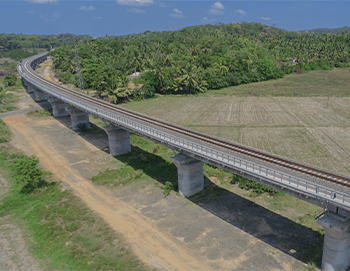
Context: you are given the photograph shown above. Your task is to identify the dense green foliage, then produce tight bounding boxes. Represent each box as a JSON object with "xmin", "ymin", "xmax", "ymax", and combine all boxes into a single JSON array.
[
  {"xmin": 3, "ymin": 74, "xmax": 17, "ymax": 86},
  {"xmin": 301, "ymin": 26, "xmax": 350, "ymax": 35},
  {"xmin": 0, "ymin": 33, "xmax": 91, "ymax": 50},
  {"xmin": 51, "ymin": 22, "xmax": 350, "ymax": 98},
  {"xmin": 0, "ymin": 48, "xmax": 36, "ymax": 61}
]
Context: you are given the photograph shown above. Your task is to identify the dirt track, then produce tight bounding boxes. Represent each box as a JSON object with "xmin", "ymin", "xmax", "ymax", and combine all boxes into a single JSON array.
[{"xmin": 4, "ymin": 115, "xmax": 211, "ymax": 270}]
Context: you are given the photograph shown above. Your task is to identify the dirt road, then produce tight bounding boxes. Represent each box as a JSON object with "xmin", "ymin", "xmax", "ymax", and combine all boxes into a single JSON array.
[{"xmin": 4, "ymin": 115, "xmax": 219, "ymax": 270}]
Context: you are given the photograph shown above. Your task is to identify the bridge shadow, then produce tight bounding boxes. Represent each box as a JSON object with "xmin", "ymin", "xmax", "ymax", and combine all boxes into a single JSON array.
[
  {"xmin": 31, "ymin": 99, "xmax": 111, "ymax": 153},
  {"xmin": 114, "ymin": 145, "xmax": 324, "ymax": 267},
  {"xmin": 34, "ymin": 96, "xmax": 323, "ymax": 266}
]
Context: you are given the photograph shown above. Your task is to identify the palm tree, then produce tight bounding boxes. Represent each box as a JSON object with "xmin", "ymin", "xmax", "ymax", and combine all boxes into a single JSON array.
[
  {"xmin": 106, "ymin": 75, "xmax": 131, "ymax": 104},
  {"xmin": 213, "ymin": 61, "xmax": 229, "ymax": 76},
  {"xmin": 175, "ymin": 64, "xmax": 207, "ymax": 94}
]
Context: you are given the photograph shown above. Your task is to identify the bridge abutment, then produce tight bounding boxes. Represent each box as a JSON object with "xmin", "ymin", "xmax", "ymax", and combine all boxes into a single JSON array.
[
  {"xmin": 170, "ymin": 154, "xmax": 204, "ymax": 197},
  {"xmin": 48, "ymin": 97, "xmax": 69, "ymax": 117},
  {"xmin": 66, "ymin": 106, "xmax": 90, "ymax": 129},
  {"xmin": 317, "ymin": 212, "xmax": 350, "ymax": 271},
  {"xmin": 33, "ymin": 87, "xmax": 48, "ymax": 101},
  {"xmin": 102, "ymin": 124, "xmax": 131, "ymax": 156}
]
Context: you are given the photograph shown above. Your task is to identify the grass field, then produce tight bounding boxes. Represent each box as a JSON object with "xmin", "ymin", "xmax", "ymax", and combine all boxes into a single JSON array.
[
  {"xmin": 122, "ymin": 72, "xmax": 350, "ymax": 176},
  {"xmin": 205, "ymin": 68, "xmax": 350, "ymax": 96}
]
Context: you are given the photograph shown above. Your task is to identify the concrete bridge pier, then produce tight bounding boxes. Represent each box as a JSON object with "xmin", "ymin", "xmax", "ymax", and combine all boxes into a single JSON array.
[
  {"xmin": 170, "ymin": 154, "xmax": 204, "ymax": 197},
  {"xmin": 102, "ymin": 124, "xmax": 131, "ymax": 156},
  {"xmin": 32, "ymin": 87, "xmax": 48, "ymax": 101},
  {"xmin": 26, "ymin": 84, "xmax": 35, "ymax": 93},
  {"xmin": 48, "ymin": 97, "xmax": 69, "ymax": 117},
  {"xmin": 66, "ymin": 106, "xmax": 90, "ymax": 129},
  {"xmin": 317, "ymin": 212, "xmax": 350, "ymax": 271}
]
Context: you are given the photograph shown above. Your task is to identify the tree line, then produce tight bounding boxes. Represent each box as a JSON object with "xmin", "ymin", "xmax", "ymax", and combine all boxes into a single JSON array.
[{"xmin": 50, "ymin": 22, "xmax": 350, "ymax": 103}]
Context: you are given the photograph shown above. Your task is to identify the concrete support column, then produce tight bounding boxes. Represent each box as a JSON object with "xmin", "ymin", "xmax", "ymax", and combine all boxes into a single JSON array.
[
  {"xmin": 170, "ymin": 154, "xmax": 204, "ymax": 197},
  {"xmin": 65, "ymin": 106, "xmax": 90, "ymax": 129},
  {"xmin": 102, "ymin": 124, "xmax": 131, "ymax": 156},
  {"xmin": 48, "ymin": 97, "xmax": 68, "ymax": 117},
  {"xmin": 317, "ymin": 212, "xmax": 350, "ymax": 271},
  {"xmin": 27, "ymin": 84, "xmax": 35, "ymax": 93},
  {"xmin": 32, "ymin": 87, "xmax": 48, "ymax": 101}
]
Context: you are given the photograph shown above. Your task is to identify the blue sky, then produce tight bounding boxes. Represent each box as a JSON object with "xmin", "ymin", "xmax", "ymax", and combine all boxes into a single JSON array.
[{"xmin": 2, "ymin": 0, "xmax": 350, "ymax": 37}]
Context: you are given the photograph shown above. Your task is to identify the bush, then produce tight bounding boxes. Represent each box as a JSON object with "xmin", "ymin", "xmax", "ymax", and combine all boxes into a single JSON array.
[
  {"xmin": 3, "ymin": 75, "xmax": 17, "ymax": 86},
  {"xmin": 0, "ymin": 152, "xmax": 51, "ymax": 192},
  {"xmin": 230, "ymin": 174, "xmax": 283, "ymax": 196},
  {"xmin": 132, "ymin": 85, "xmax": 155, "ymax": 101},
  {"xmin": 138, "ymin": 71, "xmax": 159, "ymax": 93}
]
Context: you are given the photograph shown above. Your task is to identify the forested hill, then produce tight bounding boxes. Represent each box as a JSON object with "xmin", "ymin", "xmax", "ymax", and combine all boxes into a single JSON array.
[
  {"xmin": 300, "ymin": 26, "xmax": 350, "ymax": 35},
  {"xmin": 50, "ymin": 22, "xmax": 350, "ymax": 102},
  {"xmin": 0, "ymin": 33, "xmax": 91, "ymax": 50}
]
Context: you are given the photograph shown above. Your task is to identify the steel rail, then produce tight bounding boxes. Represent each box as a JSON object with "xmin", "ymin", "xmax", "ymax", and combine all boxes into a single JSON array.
[{"xmin": 18, "ymin": 52, "xmax": 350, "ymax": 211}]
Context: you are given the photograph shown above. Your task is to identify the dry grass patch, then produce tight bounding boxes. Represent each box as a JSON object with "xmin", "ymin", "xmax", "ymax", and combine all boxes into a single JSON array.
[{"xmin": 207, "ymin": 68, "xmax": 350, "ymax": 96}]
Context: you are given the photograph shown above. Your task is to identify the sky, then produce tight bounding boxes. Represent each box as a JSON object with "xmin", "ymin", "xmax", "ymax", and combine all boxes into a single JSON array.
[{"xmin": 1, "ymin": 0, "xmax": 350, "ymax": 37}]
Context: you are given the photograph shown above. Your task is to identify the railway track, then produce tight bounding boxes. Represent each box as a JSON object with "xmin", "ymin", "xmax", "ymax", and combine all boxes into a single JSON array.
[{"xmin": 22, "ymin": 53, "xmax": 350, "ymax": 191}]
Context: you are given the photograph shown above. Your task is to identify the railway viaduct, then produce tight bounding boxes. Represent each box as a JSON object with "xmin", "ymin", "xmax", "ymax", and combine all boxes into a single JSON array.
[{"xmin": 19, "ymin": 52, "xmax": 350, "ymax": 271}]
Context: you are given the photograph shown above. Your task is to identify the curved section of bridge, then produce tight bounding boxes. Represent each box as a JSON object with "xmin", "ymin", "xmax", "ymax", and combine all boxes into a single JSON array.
[{"xmin": 18, "ymin": 52, "xmax": 350, "ymax": 271}]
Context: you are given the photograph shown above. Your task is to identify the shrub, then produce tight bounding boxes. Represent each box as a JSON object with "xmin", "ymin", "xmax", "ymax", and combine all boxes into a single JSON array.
[
  {"xmin": 3, "ymin": 75, "xmax": 17, "ymax": 86},
  {"xmin": 230, "ymin": 174, "xmax": 283, "ymax": 196}
]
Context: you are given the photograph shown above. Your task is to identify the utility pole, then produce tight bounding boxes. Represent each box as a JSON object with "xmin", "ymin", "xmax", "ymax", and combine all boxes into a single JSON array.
[
  {"xmin": 75, "ymin": 46, "xmax": 85, "ymax": 94},
  {"xmin": 327, "ymin": 89, "xmax": 330, "ymax": 108},
  {"xmin": 218, "ymin": 106, "xmax": 220, "ymax": 135}
]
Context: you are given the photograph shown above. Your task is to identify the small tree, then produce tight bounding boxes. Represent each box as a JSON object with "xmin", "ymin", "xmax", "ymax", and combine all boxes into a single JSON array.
[{"xmin": 3, "ymin": 75, "xmax": 17, "ymax": 86}]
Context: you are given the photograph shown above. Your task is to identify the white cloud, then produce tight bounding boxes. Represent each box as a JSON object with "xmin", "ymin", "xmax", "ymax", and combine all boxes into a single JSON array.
[
  {"xmin": 93, "ymin": 16, "xmax": 102, "ymax": 20},
  {"xmin": 79, "ymin": 5, "xmax": 95, "ymax": 11},
  {"xmin": 25, "ymin": 0, "xmax": 58, "ymax": 3},
  {"xmin": 127, "ymin": 8, "xmax": 146, "ymax": 13},
  {"xmin": 116, "ymin": 0, "xmax": 153, "ymax": 6},
  {"xmin": 235, "ymin": 9, "xmax": 246, "ymax": 15},
  {"xmin": 212, "ymin": 2, "xmax": 224, "ymax": 10},
  {"xmin": 259, "ymin": 17, "xmax": 270, "ymax": 21},
  {"xmin": 208, "ymin": 2, "xmax": 224, "ymax": 15},
  {"xmin": 157, "ymin": 2, "xmax": 166, "ymax": 7},
  {"xmin": 28, "ymin": 10, "xmax": 34, "ymax": 13},
  {"xmin": 169, "ymin": 8, "xmax": 185, "ymax": 18},
  {"xmin": 40, "ymin": 12, "xmax": 61, "ymax": 22},
  {"xmin": 201, "ymin": 17, "xmax": 216, "ymax": 23}
]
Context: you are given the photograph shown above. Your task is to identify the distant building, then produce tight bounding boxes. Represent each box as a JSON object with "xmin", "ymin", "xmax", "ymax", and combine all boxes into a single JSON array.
[{"xmin": 127, "ymin": 72, "xmax": 141, "ymax": 81}]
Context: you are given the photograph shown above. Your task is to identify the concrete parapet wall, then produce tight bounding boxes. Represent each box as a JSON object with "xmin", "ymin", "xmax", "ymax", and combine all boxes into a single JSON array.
[
  {"xmin": 170, "ymin": 154, "xmax": 204, "ymax": 197},
  {"xmin": 102, "ymin": 124, "xmax": 131, "ymax": 156}
]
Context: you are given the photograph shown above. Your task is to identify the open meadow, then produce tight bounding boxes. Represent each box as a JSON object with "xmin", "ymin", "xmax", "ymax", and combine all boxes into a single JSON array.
[
  {"xmin": 123, "ymin": 70, "xmax": 350, "ymax": 177},
  {"xmin": 206, "ymin": 67, "xmax": 350, "ymax": 96}
]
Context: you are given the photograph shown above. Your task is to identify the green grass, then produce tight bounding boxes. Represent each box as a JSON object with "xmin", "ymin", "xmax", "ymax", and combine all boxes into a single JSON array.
[
  {"xmin": 204, "ymin": 68, "xmax": 350, "ymax": 96},
  {"xmin": 0, "ymin": 92, "xmax": 18, "ymax": 113},
  {"xmin": 92, "ymin": 134, "xmax": 179, "ymax": 193},
  {"xmin": 0, "ymin": 119, "xmax": 12, "ymax": 143},
  {"xmin": 26, "ymin": 108, "xmax": 53, "ymax": 118},
  {"xmin": 0, "ymin": 154, "xmax": 147, "ymax": 271}
]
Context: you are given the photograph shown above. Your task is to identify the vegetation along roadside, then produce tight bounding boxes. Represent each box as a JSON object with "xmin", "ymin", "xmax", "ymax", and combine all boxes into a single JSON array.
[{"xmin": 0, "ymin": 120, "xmax": 148, "ymax": 270}]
